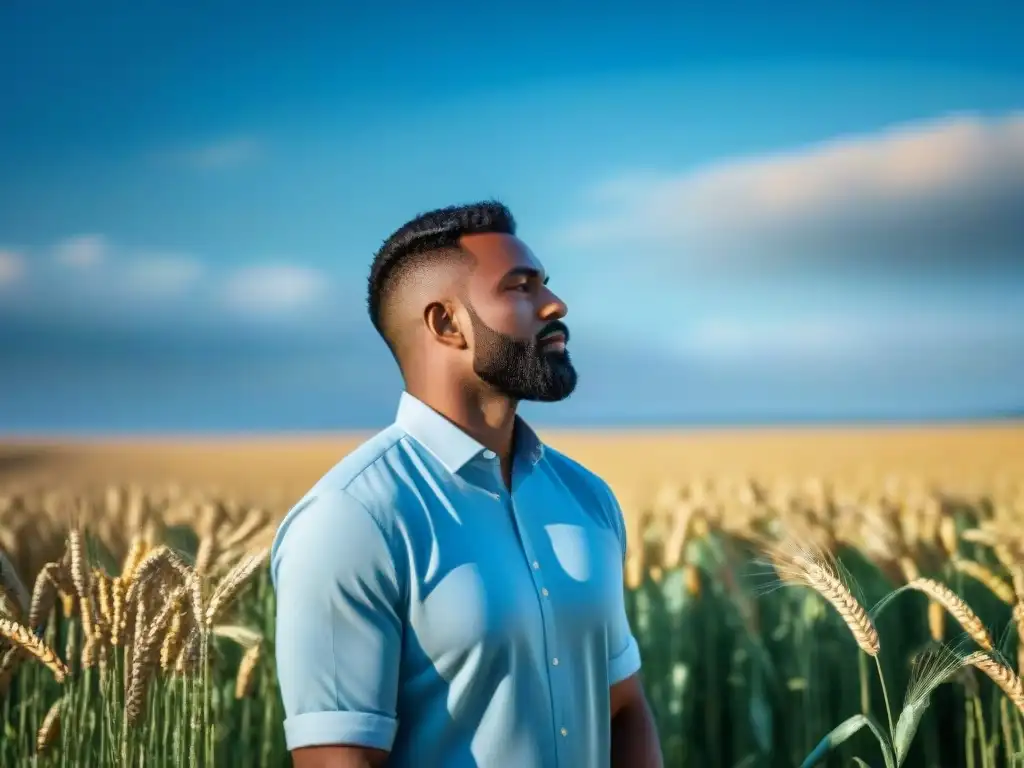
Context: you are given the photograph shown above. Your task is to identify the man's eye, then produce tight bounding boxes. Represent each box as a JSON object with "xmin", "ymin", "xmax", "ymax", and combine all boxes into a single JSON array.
[{"xmin": 511, "ymin": 282, "xmax": 531, "ymax": 292}]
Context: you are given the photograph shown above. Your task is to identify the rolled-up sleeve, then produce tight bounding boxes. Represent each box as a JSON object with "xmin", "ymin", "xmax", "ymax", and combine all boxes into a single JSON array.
[
  {"xmin": 602, "ymin": 482, "xmax": 643, "ymax": 685},
  {"xmin": 270, "ymin": 488, "xmax": 404, "ymax": 752}
]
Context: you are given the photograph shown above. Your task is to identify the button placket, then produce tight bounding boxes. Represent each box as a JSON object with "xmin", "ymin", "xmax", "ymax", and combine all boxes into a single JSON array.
[{"xmin": 505, "ymin": 482, "xmax": 565, "ymax": 763}]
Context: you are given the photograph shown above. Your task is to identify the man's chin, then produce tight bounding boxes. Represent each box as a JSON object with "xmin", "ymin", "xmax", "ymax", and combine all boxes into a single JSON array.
[{"xmin": 528, "ymin": 366, "xmax": 578, "ymax": 403}]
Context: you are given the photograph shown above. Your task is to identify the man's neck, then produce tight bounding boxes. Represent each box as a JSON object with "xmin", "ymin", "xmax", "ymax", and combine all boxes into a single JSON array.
[{"xmin": 406, "ymin": 381, "xmax": 518, "ymax": 464}]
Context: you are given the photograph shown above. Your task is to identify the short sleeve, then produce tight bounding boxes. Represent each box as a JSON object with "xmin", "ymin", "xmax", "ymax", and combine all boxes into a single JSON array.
[
  {"xmin": 270, "ymin": 488, "xmax": 404, "ymax": 751},
  {"xmin": 600, "ymin": 481, "xmax": 642, "ymax": 685}
]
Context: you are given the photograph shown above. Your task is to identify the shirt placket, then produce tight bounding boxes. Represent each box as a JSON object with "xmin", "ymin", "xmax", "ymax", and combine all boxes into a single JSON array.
[{"xmin": 485, "ymin": 454, "xmax": 567, "ymax": 767}]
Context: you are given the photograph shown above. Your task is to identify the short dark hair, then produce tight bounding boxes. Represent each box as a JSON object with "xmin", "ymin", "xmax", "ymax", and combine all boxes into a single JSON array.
[{"xmin": 367, "ymin": 200, "xmax": 517, "ymax": 348}]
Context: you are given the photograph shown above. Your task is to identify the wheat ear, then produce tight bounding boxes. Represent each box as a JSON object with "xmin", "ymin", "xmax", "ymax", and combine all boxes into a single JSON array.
[
  {"xmin": 125, "ymin": 586, "xmax": 185, "ymax": 723},
  {"xmin": 0, "ymin": 617, "xmax": 69, "ymax": 682},
  {"xmin": 964, "ymin": 651, "xmax": 1024, "ymax": 716},
  {"xmin": 205, "ymin": 549, "xmax": 268, "ymax": 626},
  {"xmin": 235, "ymin": 643, "xmax": 261, "ymax": 699},
  {"xmin": 951, "ymin": 559, "xmax": 1016, "ymax": 604},
  {"xmin": 774, "ymin": 546, "xmax": 880, "ymax": 656},
  {"xmin": 906, "ymin": 578, "xmax": 993, "ymax": 651},
  {"xmin": 28, "ymin": 563, "xmax": 62, "ymax": 630},
  {"xmin": 36, "ymin": 697, "xmax": 63, "ymax": 754},
  {"xmin": 121, "ymin": 537, "xmax": 148, "ymax": 584}
]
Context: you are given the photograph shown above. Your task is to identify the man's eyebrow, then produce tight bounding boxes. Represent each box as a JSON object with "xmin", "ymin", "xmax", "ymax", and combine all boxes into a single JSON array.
[{"xmin": 502, "ymin": 266, "xmax": 549, "ymax": 284}]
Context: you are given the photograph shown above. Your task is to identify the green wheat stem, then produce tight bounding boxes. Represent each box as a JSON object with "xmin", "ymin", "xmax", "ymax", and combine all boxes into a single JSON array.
[
  {"xmin": 874, "ymin": 655, "xmax": 895, "ymax": 742},
  {"xmin": 858, "ymin": 651, "xmax": 870, "ymax": 716},
  {"xmin": 974, "ymin": 693, "xmax": 991, "ymax": 768},
  {"xmin": 967, "ymin": 696, "xmax": 977, "ymax": 768}
]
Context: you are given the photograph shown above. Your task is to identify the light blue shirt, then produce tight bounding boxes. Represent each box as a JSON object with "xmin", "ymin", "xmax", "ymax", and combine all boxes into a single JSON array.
[{"xmin": 270, "ymin": 391, "xmax": 642, "ymax": 767}]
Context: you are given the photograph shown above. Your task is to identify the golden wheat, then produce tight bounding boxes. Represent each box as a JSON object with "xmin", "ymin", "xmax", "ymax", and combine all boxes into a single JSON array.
[
  {"xmin": 0, "ymin": 617, "xmax": 68, "ymax": 682},
  {"xmin": 235, "ymin": 643, "xmax": 261, "ymax": 699},
  {"xmin": 964, "ymin": 651, "xmax": 1024, "ymax": 716},
  {"xmin": 906, "ymin": 578, "xmax": 994, "ymax": 651},
  {"xmin": 951, "ymin": 558, "xmax": 1016, "ymax": 604},
  {"xmin": 125, "ymin": 584, "xmax": 187, "ymax": 724},
  {"xmin": 772, "ymin": 544, "xmax": 881, "ymax": 656},
  {"xmin": 36, "ymin": 697, "xmax": 63, "ymax": 754},
  {"xmin": 205, "ymin": 549, "xmax": 268, "ymax": 626},
  {"xmin": 28, "ymin": 562, "xmax": 61, "ymax": 630}
]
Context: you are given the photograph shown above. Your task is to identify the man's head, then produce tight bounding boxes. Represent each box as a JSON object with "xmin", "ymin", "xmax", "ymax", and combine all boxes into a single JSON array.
[{"xmin": 367, "ymin": 201, "xmax": 577, "ymax": 402}]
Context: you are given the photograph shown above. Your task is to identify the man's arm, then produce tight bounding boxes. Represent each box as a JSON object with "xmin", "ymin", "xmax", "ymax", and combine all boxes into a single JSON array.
[
  {"xmin": 610, "ymin": 674, "xmax": 662, "ymax": 768},
  {"xmin": 271, "ymin": 488, "xmax": 404, "ymax": 768},
  {"xmin": 290, "ymin": 745, "xmax": 388, "ymax": 768}
]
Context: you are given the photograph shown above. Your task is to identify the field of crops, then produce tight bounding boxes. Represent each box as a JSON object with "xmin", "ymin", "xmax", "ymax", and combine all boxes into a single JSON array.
[{"xmin": 1, "ymin": 427, "xmax": 1023, "ymax": 767}]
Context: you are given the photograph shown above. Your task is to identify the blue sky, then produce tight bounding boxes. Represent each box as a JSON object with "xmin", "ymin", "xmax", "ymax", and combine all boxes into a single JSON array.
[{"xmin": 1, "ymin": 2, "xmax": 1022, "ymax": 433}]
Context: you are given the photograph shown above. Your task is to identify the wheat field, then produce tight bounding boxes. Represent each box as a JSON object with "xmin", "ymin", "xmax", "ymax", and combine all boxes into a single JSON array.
[{"xmin": 1, "ymin": 423, "xmax": 1023, "ymax": 767}]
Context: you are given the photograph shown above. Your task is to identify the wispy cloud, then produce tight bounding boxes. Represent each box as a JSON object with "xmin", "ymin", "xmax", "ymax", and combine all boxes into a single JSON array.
[
  {"xmin": 168, "ymin": 137, "xmax": 264, "ymax": 170},
  {"xmin": 557, "ymin": 112, "xmax": 1024, "ymax": 278},
  {"xmin": 6, "ymin": 230, "xmax": 334, "ymax": 326},
  {"xmin": 220, "ymin": 264, "xmax": 328, "ymax": 316},
  {"xmin": 54, "ymin": 234, "xmax": 107, "ymax": 269},
  {"xmin": 121, "ymin": 255, "xmax": 205, "ymax": 297},
  {"xmin": 0, "ymin": 249, "xmax": 25, "ymax": 287}
]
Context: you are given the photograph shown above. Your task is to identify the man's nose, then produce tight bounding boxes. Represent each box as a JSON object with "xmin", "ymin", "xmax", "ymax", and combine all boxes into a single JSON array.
[{"xmin": 538, "ymin": 288, "xmax": 568, "ymax": 321}]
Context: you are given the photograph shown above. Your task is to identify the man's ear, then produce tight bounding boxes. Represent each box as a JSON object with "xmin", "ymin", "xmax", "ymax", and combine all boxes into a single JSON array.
[{"xmin": 424, "ymin": 301, "xmax": 467, "ymax": 350}]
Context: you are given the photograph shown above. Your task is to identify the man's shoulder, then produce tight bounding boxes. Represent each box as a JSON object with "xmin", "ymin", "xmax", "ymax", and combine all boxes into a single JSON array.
[
  {"xmin": 310, "ymin": 424, "xmax": 408, "ymax": 498},
  {"xmin": 539, "ymin": 443, "xmax": 625, "ymax": 539},
  {"xmin": 540, "ymin": 443, "xmax": 615, "ymax": 500},
  {"xmin": 271, "ymin": 425, "xmax": 410, "ymax": 550}
]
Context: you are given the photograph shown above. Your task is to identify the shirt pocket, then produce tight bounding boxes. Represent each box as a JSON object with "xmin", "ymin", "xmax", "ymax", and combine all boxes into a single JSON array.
[{"xmin": 543, "ymin": 523, "xmax": 623, "ymax": 626}]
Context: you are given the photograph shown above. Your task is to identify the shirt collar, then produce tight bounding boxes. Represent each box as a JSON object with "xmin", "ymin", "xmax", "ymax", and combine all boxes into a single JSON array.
[{"xmin": 395, "ymin": 391, "xmax": 545, "ymax": 474}]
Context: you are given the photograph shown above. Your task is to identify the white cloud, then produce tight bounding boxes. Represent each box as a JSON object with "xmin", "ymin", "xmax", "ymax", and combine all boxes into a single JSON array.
[
  {"xmin": 221, "ymin": 264, "xmax": 327, "ymax": 315},
  {"xmin": 557, "ymin": 112, "xmax": 1024, "ymax": 276},
  {"xmin": 54, "ymin": 234, "xmax": 107, "ymax": 269},
  {"xmin": 122, "ymin": 255, "xmax": 204, "ymax": 296},
  {"xmin": 171, "ymin": 137, "xmax": 263, "ymax": 170},
  {"xmin": 0, "ymin": 249, "xmax": 25, "ymax": 287}
]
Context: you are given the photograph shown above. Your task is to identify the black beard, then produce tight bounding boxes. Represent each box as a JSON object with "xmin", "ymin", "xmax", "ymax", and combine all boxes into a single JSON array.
[{"xmin": 464, "ymin": 302, "xmax": 577, "ymax": 402}]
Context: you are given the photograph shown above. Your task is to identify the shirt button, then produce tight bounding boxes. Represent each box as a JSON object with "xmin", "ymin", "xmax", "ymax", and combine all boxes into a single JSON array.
[
  {"xmin": 532, "ymin": 561, "xmax": 540, "ymax": 570},
  {"xmin": 561, "ymin": 728, "xmax": 568, "ymax": 737},
  {"xmin": 552, "ymin": 657, "xmax": 559, "ymax": 666},
  {"xmin": 541, "ymin": 587, "xmax": 549, "ymax": 597},
  {"xmin": 482, "ymin": 449, "xmax": 496, "ymax": 460}
]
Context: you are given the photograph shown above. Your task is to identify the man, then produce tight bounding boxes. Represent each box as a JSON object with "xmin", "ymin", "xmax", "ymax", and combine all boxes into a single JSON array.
[{"xmin": 271, "ymin": 201, "xmax": 662, "ymax": 767}]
